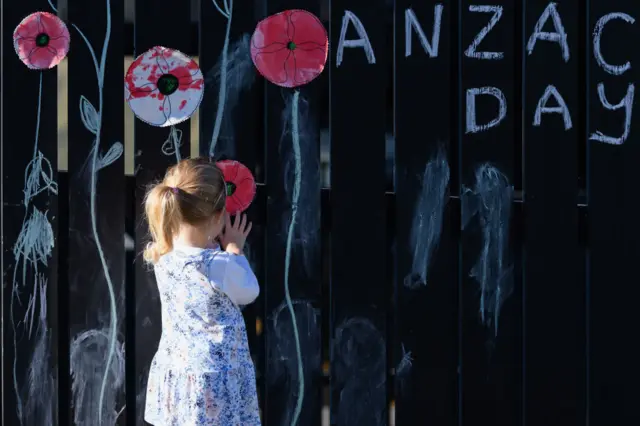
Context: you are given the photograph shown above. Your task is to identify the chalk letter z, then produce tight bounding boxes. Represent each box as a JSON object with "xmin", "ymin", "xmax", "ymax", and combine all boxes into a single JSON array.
[{"xmin": 465, "ymin": 5, "xmax": 504, "ymax": 60}]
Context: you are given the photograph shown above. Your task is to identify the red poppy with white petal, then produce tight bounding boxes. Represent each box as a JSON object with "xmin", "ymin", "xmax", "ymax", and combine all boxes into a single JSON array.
[
  {"xmin": 124, "ymin": 46, "xmax": 204, "ymax": 127},
  {"xmin": 251, "ymin": 10, "xmax": 328, "ymax": 88},
  {"xmin": 13, "ymin": 11, "xmax": 70, "ymax": 70},
  {"xmin": 217, "ymin": 160, "xmax": 256, "ymax": 215}
]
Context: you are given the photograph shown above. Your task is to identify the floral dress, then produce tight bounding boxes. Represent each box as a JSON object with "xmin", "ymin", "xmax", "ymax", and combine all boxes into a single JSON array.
[{"xmin": 144, "ymin": 244, "xmax": 261, "ymax": 426}]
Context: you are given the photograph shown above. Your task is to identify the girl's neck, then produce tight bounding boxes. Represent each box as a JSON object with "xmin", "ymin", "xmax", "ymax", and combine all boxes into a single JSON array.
[{"xmin": 173, "ymin": 224, "xmax": 217, "ymax": 249}]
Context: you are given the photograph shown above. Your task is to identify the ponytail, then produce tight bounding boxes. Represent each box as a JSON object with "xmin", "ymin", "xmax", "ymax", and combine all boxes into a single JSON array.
[{"xmin": 143, "ymin": 184, "xmax": 182, "ymax": 263}]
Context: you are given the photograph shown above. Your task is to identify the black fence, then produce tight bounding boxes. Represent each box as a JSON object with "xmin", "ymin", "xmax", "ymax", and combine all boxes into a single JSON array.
[{"xmin": 3, "ymin": 0, "xmax": 640, "ymax": 425}]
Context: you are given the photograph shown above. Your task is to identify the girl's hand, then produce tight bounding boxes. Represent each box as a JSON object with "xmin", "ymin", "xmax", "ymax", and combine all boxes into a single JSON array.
[{"xmin": 219, "ymin": 212, "xmax": 252, "ymax": 255}]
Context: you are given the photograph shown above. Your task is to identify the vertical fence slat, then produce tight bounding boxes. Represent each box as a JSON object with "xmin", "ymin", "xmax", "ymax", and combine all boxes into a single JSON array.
[
  {"xmin": 262, "ymin": 3, "xmax": 326, "ymax": 425},
  {"xmin": 394, "ymin": 2, "xmax": 459, "ymax": 424},
  {"xmin": 459, "ymin": 1, "xmax": 523, "ymax": 425},
  {"xmin": 67, "ymin": 0, "xmax": 126, "ymax": 424},
  {"xmin": 198, "ymin": 0, "xmax": 267, "ymax": 414},
  {"xmin": 330, "ymin": 2, "xmax": 389, "ymax": 424},
  {"xmin": 523, "ymin": 1, "xmax": 586, "ymax": 425},
  {"xmin": 587, "ymin": 0, "xmax": 640, "ymax": 424},
  {"xmin": 2, "ymin": 2, "xmax": 60, "ymax": 425},
  {"xmin": 133, "ymin": 0, "xmax": 192, "ymax": 423}
]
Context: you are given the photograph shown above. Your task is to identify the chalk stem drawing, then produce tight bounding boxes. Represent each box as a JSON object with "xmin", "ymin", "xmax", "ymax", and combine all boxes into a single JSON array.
[
  {"xmin": 283, "ymin": 90, "xmax": 305, "ymax": 426},
  {"xmin": 209, "ymin": 0, "xmax": 234, "ymax": 156},
  {"xmin": 161, "ymin": 125, "xmax": 183, "ymax": 162},
  {"xmin": 50, "ymin": 0, "xmax": 121, "ymax": 422}
]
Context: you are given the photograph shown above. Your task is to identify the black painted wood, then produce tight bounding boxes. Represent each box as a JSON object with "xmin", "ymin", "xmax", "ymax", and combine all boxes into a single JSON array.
[
  {"xmin": 262, "ymin": 3, "xmax": 326, "ymax": 425},
  {"xmin": 2, "ymin": 2, "xmax": 60, "ymax": 426},
  {"xmin": 198, "ymin": 0, "xmax": 267, "ymax": 414},
  {"xmin": 133, "ymin": 0, "xmax": 192, "ymax": 423},
  {"xmin": 394, "ymin": 2, "xmax": 458, "ymax": 425},
  {"xmin": 523, "ymin": 1, "xmax": 586, "ymax": 425},
  {"xmin": 330, "ymin": 2, "xmax": 389, "ymax": 425},
  {"xmin": 459, "ymin": 1, "xmax": 523, "ymax": 425},
  {"xmin": 67, "ymin": 0, "xmax": 126, "ymax": 424},
  {"xmin": 587, "ymin": 1, "xmax": 640, "ymax": 424}
]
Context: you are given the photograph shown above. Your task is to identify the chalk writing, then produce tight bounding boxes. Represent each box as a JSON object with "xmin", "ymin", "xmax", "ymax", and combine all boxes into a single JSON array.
[
  {"xmin": 405, "ymin": 5, "xmax": 443, "ymax": 58},
  {"xmin": 404, "ymin": 147, "xmax": 450, "ymax": 289},
  {"xmin": 593, "ymin": 12, "xmax": 635, "ymax": 75},
  {"xmin": 589, "ymin": 83, "xmax": 635, "ymax": 145},
  {"xmin": 527, "ymin": 2, "xmax": 569, "ymax": 62},
  {"xmin": 465, "ymin": 5, "xmax": 504, "ymax": 60},
  {"xmin": 466, "ymin": 86, "xmax": 507, "ymax": 133},
  {"xmin": 533, "ymin": 85, "xmax": 573, "ymax": 130},
  {"xmin": 336, "ymin": 11, "xmax": 376, "ymax": 67}
]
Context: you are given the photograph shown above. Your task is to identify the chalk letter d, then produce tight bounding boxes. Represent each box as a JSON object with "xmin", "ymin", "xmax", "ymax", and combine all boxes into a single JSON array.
[{"xmin": 466, "ymin": 87, "xmax": 507, "ymax": 133}]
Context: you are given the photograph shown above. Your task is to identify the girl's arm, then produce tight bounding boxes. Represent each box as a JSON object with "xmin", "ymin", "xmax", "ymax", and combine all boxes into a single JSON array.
[{"xmin": 216, "ymin": 252, "xmax": 260, "ymax": 306}]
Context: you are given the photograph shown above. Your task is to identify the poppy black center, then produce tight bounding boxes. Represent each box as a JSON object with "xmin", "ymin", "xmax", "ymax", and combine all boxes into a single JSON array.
[
  {"xmin": 226, "ymin": 182, "xmax": 236, "ymax": 196},
  {"xmin": 287, "ymin": 41, "xmax": 297, "ymax": 50},
  {"xmin": 157, "ymin": 74, "xmax": 179, "ymax": 95},
  {"xmin": 35, "ymin": 33, "xmax": 50, "ymax": 47}
]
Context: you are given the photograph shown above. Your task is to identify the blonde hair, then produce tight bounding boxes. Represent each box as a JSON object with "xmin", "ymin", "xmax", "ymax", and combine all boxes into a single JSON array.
[{"xmin": 143, "ymin": 157, "xmax": 226, "ymax": 263}]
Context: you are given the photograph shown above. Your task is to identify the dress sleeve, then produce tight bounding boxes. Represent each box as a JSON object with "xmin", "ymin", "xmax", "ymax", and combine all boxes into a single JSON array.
[{"xmin": 207, "ymin": 251, "xmax": 260, "ymax": 306}]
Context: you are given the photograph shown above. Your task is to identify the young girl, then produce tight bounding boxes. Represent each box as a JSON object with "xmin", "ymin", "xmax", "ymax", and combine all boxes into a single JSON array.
[{"xmin": 142, "ymin": 158, "xmax": 261, "ymax": 426}]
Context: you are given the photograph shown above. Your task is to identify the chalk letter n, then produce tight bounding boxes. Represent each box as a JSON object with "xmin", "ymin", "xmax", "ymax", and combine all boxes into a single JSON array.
[
  {"xmin": 336, "ymin": 11, "xmax": 376, "ymax": 67},
  {"xmin": 405, "ymin": 5, "xmax": 443, "ymax": 58}
]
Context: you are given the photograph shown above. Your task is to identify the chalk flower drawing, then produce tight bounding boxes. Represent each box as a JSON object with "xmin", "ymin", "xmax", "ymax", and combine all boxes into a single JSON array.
[
  {"xmin": 251, "ymin": 10, "xmax": 328, "ymax": 426},
  {"xmin": 217, "ymin": 159, "xmax": 256, "ymax": 215},
  {"xmin": 13, "ymin": 11, "xmax": 69, "ymax": 70},
  {"xmin": 125, "ymin": 46, "xmax": 204, "ymax": 127},
  {"xmin": 251, "ymin": 10, "xmax": 328, "ymax": 88}
]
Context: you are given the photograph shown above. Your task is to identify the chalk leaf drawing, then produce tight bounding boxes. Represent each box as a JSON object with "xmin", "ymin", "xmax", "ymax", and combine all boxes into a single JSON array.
[
  {"xmin": 250, "ymin": 10, "xmax": 328, "ymax": 426},
  {"xmin": 97, "ymin": 141, "xmax": 124, "ymax": 170},
  {"xmin": 404, "ymin": 146, "xmax": 450, "ymax": 289},
  {"xmin": 80, "ymin": 95, "xmax": 100, "ymax": 134},
  {"xmin": 13, "ymin": 11, "xmax": 70, "ymax": 70},
  {"xmin": 462, "ymin": 164, "xmax": 514, "ymax": 337},
  {"xmin": 160, "ymin": 125, "xmax": 183, "ymax": 162},
  {"xmin": 217, "ymin": 159, "xmax": 257, "ymax": 215}
]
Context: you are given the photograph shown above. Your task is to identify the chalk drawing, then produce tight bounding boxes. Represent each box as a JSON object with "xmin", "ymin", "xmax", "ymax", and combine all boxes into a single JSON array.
[
  {"xmin": 267, "ymin": 300, "xmax": 321, "ymax": 425},
  {"xmin": 461, "ymin": 164, "xmax": 513, "ymax": 337},
  {"xmin": 332, "ymin": 318, "xmax": 387, "ymax": 425},
  {"xmin": 49, "ymin": 0, "xmax": 124, "ymax": 422},
  {"xmin": 405, "ymin": 5, "xmax": 443, "ymax": 58},
  {"xmin": 161, "ymin": 125, "xmax": 183, "ymax": 162},
  {"xmin": 466, "ymin": 86, "xmax": 507, "ymax": 133},
  {"xmin": 70, "ymin": 328, "xmax": 126, "ymax": 425},
  {"xmin": 593, "ymin": 12, "xmax": 635, "ymax": 75},
  {"xmin": 336, "ymin": 11, "xmax": 376, "ymax": 67},
  {"xmin": 464, "ymin": 5, "xmax": 504, "ymax": 60},
  {"xmin": 533, "ymin": 84, "xmax": 573, "ymax": 130},
  {"xmin": 526, "ymin": 2, "xmax": 570, "ymax": 62},
  {"xmin": 589, "ymin": 83, "xmax": 635, "ymax": 145},
  {"xmin": 206, "ymin": 34, "xmax": 255, "ymax": 158},
  {"xmin": 395, "ymin": 343, "xmax": 413, "ymax": 397},
  {"xmin": 404, "ymin": 147, "xmax": 450, "ymax": 289}
]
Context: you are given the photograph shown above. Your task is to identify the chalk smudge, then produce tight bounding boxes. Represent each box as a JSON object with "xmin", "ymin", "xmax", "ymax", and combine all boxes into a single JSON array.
[
  {"xmin": 267, "ymin": 300, "xmax": 321, "ymax": 425},
  {"xmin": 404, "ymin": 147, "xmax": 450, "ymax": 289},
  {"xmin": 461, "ymin": 164, "xmax": 513, "ymax": 337},
  {"xmin": 161, "ymin": 125, "xmax": 183, "ymax": 162},
  {"xmin": 70, "ymin": 328, "xmax": 126, "ymax": 425},
  {"xmin": 394, "ymin": 343, "xmax": 413, "ymax": 397},
  {"xmin": 332, "ymin": 318, "xmax": 387, "ymax": 425}
]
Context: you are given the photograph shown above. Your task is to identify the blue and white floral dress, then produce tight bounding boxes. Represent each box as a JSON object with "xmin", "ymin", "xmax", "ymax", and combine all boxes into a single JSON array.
[{"xmin": 144, "ymin": 244, "xmax": 261, "ymax": 426}]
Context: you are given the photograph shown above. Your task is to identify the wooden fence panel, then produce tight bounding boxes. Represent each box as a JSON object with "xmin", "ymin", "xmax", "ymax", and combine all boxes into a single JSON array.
[
  {"xmin": 67, "ymin": 0, "xmax": 126, "ymax": 424},
  {"xmin": 132, "ymin": 0, "xmax": 192, "ymax": 423},
  {"xmin": 198, "ymin": 0, "xmax": 267, "ymax": 414},
  {"xmin": 459, "ymin": 1, "xmax": 523, "ymax": 424},
  {"xmin": 262, "ymin": 3, "xmax": 326, "ymax": 425},
  {"xmin": 330, "ymin": 2, "xmax": 390, "ymax": 425},
  {"xmin": 587, "ymin": 1, "xmax": 640, "ymax": 424},
  {"xmin": 523, "ymin": 1, "xmax": 586, "ymax": 425},
  {"xmin": 394, "ymin": 2, "xmax": 459, "ymax": 425},
  {"xmin": 2, "ymin": 2, "xmax": 60, "ymax": 425}
]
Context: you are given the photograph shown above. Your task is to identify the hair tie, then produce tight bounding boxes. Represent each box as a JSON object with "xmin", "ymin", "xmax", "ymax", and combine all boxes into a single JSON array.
[{"xmin": 170, "ymin": 186, "xmax": 179, "ymax": 194}]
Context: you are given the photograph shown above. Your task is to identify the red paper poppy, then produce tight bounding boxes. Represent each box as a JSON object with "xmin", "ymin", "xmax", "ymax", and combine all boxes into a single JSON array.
[
  {"xmin": 216, "ymin": 160, "xmax": 256, "ymax": 215},
  {"xmin": 124, "ymin": 46, "xmax": 204, "ymax": 127},
  {"xmin": 13, "ymin": 12, "xmax": 70, "ymax": 70},
  {"xmin": 251, "ymin": 9, "xmax": 328, "ymax": 88}
]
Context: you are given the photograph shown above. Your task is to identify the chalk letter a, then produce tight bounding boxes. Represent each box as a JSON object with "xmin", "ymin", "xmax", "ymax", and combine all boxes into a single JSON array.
[
  {"xmin": 533, "ymin": 85, "xmax": 572, "ymax": 130},
  {"xmin": 590, "ymin": 83, "xmax": 635, "ymax": 145},
  {"xmin": 336, "ymin": 11, "xmax": 376, "ymax": 67},
  {"xmin": 466, "ymin": 87, "xmax": 507, "ymax": 133},
  {"xmin": 527, "ymin": 2, "xmax": 570, "ymax": 62},
  {"xmin": 405, "ymin": 5, "xmax": 443, "ymax": 58}
]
